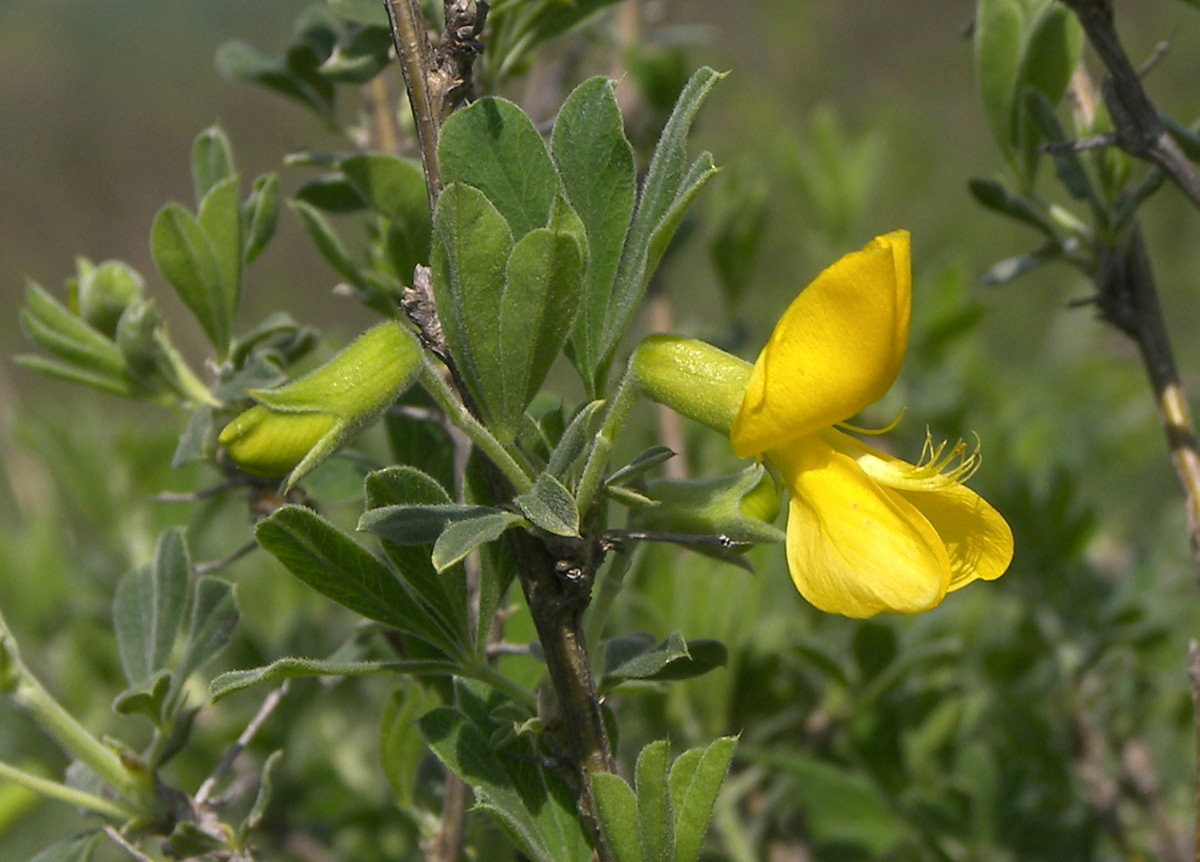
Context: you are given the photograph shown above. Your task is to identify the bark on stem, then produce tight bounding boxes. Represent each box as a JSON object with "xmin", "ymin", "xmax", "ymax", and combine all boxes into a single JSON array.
[
  {"xmin": 385, "ymin": 1, "xmax": 615, "ymax": 856},
  {"xmin": 1093, "ymin": 228, "xmax": 1200, "ymax": 567}
]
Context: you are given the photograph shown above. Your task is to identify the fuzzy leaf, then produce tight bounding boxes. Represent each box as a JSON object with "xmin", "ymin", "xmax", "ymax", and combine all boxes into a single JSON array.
[
  {"xmin": 430, "ymin": 183, "xmax": 515, "ymax": 428},
  {"xmin": 592, "ymin": 772, "xmax": 643, "ymax": 862},
  {"xmin": 211, "ymin": 656, "xmax": 458, "ymax": 701},
  {"xmin": 192, "ymin": 126, "xmax": 236, "ymax": 206},
  {"xmin": 496, "ymin": 211, "xmax": 585, "ymax": 434},
  {"xmin": 113, "ymin": 528, "xmax": 191, "ymax": 686},
  {"xmin": 552, "ymin": 77, "xmax": 637, "ymax": 390},
  {"xmin": 438, "ymin": 97, "xmax": 559, "ymax": 239},
  {"xmin": 514, "ymin": 472, "xmax": 579, "ymax": 537},
  {"xmin": 257, "ymin": 505, "xmax": 460, "ymax": 654},
  {"xmin": 432, "ymin": 512, "xmax": 526, "ymax": 572},
  {"xmin": 669, "ymin": 737, "xmax": 737, "ymax": 862},
  {"xmin": 599, "ymin": 67, "xmax": 723, "ymax": 383},
  {"xmin": 151, "ymin": 202, "xmax": 230, "ymax": 352},
  {"xmin": 178, "ymin": 576, "xmax": 240, "ymax": 682}
]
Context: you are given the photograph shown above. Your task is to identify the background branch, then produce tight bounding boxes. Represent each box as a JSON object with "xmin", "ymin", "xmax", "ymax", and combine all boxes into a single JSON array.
[{"xmin": 1058, "ymin": 0, "xmax": 1200, "ymax": 208}]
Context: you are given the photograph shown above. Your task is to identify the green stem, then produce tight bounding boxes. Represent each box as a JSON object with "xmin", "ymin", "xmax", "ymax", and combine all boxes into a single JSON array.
[
  {"xmin": 0, "ymin": 627, "xmax": 152, "ymax": 813},
  {"xmin": 466, "ymin": 662, "xmax": 538, "ymax": 712},
  {"xmin": 0, "ymin": 760, "xmax": 137, "ymax": 822},
  {"xmin": 418, "ymin": 358, "xmax": 534, "ymax": 494},
  {"xmin": 576, "ymin": 365, "xmax": 639, "ymax": 516},
  {"xmin": 156, "ymin": 332, "xmax": 219, "ymax": 407},
  {"xmin": 583, "ymin": 551, "xmax": 634, "ymax": 657}
]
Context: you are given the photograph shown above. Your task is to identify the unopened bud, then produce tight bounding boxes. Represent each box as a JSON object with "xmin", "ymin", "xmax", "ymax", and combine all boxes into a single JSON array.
[
  {"xmin": 74, "ymin": 258, "xmax": 145, "ymax": 338},
  {"xmin": 219, "ymin": 320, "xmax": 421, "ymax": 487}
]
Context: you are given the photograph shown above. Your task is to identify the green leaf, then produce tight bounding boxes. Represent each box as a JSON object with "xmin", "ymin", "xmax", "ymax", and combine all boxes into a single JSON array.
[
  {"xmin": 384, "ymin": 408, "xmax": 455, "ymax": 494},
  {"xmin": 514, "ymin": 472, "xmax": 579, "ymax": 537},
  {"xmin": 737, "ymin": 747, "xmax": 906, "ymax": 855},
  {"xmin": 28, "ymin": 834, "xmax": 100, "ymax": 862},
  {"xmin": 112, "ymin": 528, "xmax": 191, "ymax": 686},
  {"xmin": 361, "ymin": 465, "xmax": 473, "ymax": 648},
  {"xmin": 438, "ymin": 97, "xmax": 560, "ymax": 239},
  {"xmin": 592, "ymin": 772, "xmax": 643, "ymax": 862},
  {"xmin": 197, "ymin": 174, "xmax": 244, "ymax": 333},
  {"xmin": 19, "ymin": 281, "xmax": 127, "ymax": 378},
  {"xmin": 289, "ymin": 199, "xmax": 368, "ymax": 290},
  {"xmin": 1018, "ymin": 2, "xmax": 1082, "ymax": 117},
  {"xmin": 192, "ymin": 126, "xmax": 236, "ymax": 207},
  {"xmin": 670, "ymin": 737, "xmax": 737, "ymax": 862},
  {"xmin": 341, "ymin": 154, "xmax": 431, "ymax": 274},
  {"xmin": 320, "ymin": 26, "xmax": 392, "ymax": 83},
  {"xmin": 359, "ymin": 502, "xmax": 503, "ymax": 545},
  {"xmin": 552, "ymin": 77, "xmax": 637, "ymax": 391},
  {"xmin": 257, "ymin": 505, "xmax": 461, "ymax": 654},
  {"xmin": 420, "ymin": 706, "xmax": 593, "ymax": 862},
  {"xmin": 211, "ymin": 655, "xmax": 458, "ymax": 701},
  {"xmin": 380, "ymin": 684, "xmax": 440, "ymax": 809},
  {"xmin": 164, "ymin": 823, "xmax": 225, "ymax": 858},
  {"xmin": 151, "ymin": 202, "xmax": 230, "ymax": 353},
  {"xmin": 244, "ymin": 173, "xmax": 281, "ymax": 264},
  {"xmin": 13, "ymin": 354, "xmax": 132, "ymax": 396},
  {"xmin": 432, "ymin": 512, "xmax": 526, "ymax": 572},
  {"xmin": 294, "ymin": 175, "xmax": 368, "ymax": 212},
  {"xmin": 545, "ymin": 399, "xmax": 605, "ymax": 480},
  {"xmin": 601, "ymin": 632, "xmax": 727, "ymax": 690},
  {"xmin": 496, "ymin": 211, "xmax": 585, "ymax": 433},
  {"xmin": 636, "ymin": 740, "xmax": 673, "ymax": 862},
  {"xmin": 1024, "ymin": 89, "xmax": 1103, "ymax": 211},
  {"xmin": 975, "ymin": 0, "xmax": 1023, "ymax": 154},
  {"xmin": 605, "ymin": 445, "xmax": 676, "ymax": 487},
  {"xmin": 177, "ymin": 576, "xmax": 240, "ymax": 683},
  {"xmin": 341, "ymin": 153, "xmax": 428, "ymax": 223},
  {"xmin": 329, "ymin": 0, "xmax": 389, "ymax": 26},
  {"xmin": 239, "ymin": 749, "xmax": 283, "ymax": 841},
  {"xmin": 967, "ymin": 177, "xmax": 1057, "ymax": 236},
  {"xmin": 112, "ymin": 668, "xmax": 171, "ymax": 720},
  {"xmin": 980, "ymin": 240, "xmax": 1069, "ymax": 286},
  {"xmin": 430, "ymin": 183, "xmax": 515, "ymax": 428},
  {"xmin": 600, "ymin": 67, "xmax": 723, "ymax": 383},
  {"xmin": 216, "ymin": 40, "xmax": 334, "ymax": 122}
]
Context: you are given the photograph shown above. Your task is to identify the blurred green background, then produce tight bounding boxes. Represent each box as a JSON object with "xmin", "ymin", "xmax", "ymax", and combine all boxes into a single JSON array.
[{"xmin": 5, "ymin": 1, "xmax": 1200, "ymax": 859}]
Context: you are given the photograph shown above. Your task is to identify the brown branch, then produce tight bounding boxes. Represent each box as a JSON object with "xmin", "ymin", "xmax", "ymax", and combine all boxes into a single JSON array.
[
  {"xmin": 385, "ymin": 3, "xmax": 615, "ymax": 857},
  {"xmin": 1058, "ymin": 0, "xmax": 1200, "ymax": 210},
  {"xmin": 385, "ymin": 0, "xmax": 443, "ymax": 210},
  {"xmin": 1190, "ymin": 641, "xmax": 1200, "ymax": 862},
  {"xmin": 1091, "ymin": 227, "xmax": 1200, "ymax": 567}
]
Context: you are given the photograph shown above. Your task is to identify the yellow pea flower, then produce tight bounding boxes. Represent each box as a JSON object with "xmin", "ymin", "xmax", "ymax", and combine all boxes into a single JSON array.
[
  {"xmin": 632, "ymin": 231, "xmax": 1013, "ymax": 618},
  {"xmin": 732, "ymin": 230, "xmax": 1011, "ymax": 617}
]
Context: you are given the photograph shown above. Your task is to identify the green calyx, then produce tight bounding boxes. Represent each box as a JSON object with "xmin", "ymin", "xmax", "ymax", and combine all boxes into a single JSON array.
[
  {"xmin": 629, "ymin": 464, "xmax": 784, "ymax": 546},
  {"xmin": 629, "ymin": 334, "xmax": 753, "ymax": 435}
]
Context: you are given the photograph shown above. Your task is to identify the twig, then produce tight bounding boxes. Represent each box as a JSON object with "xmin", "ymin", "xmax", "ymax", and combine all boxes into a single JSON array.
[
  {"xmin": 194, "ymin": 540, "xmax": 257, "ymax": 576},
  {"xmin": 195, "ymin": 683, "xmax": 289, "ymax": 806},
  {"xmin": 385, "ymin": 0, "xmax": 442, "ymax": 210},
  {"xmin": 103, "ymin": 826, "xmax": 157, "ymax": 862},
  {"xmin": 1190, "ymin": 640, "xmax": 1200, "ymax": 862},
  {"xmin": 1058, "ymin": 0, "xmax": 1200, "ymax": 209},
  {"xmin": 1090, "ymin": 228, "xmax": 1200, "ymax": 567},
  {"xmin": 364, "ymin": 75, "xmax": 400, "ymax": 155}
]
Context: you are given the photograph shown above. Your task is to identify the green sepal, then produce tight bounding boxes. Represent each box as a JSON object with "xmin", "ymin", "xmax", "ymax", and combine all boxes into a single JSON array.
[{"xmin": 627, "ymin": 464, "xmax": 785, "ymax": 546}]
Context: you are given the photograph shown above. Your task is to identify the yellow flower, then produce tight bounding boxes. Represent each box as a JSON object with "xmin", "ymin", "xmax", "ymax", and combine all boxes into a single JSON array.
[{"xmin": 731, "ymin": 230, "xmax": 1012, "ymax": 617}]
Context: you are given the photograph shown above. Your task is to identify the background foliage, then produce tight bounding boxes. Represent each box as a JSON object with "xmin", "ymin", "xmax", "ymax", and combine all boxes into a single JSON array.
[{"xmin": 4, "ymin": 1, "xmax": 1200, "ymax": 859}]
